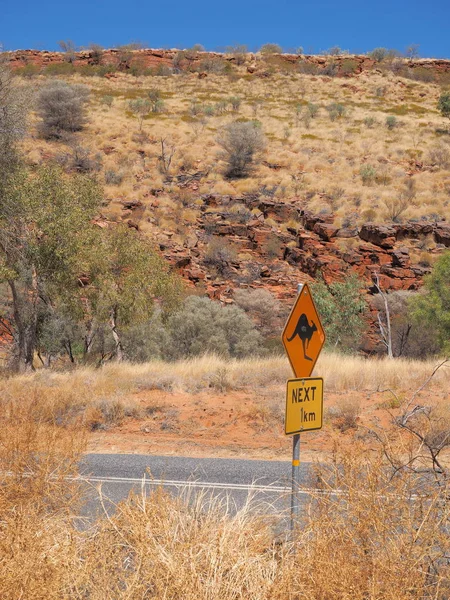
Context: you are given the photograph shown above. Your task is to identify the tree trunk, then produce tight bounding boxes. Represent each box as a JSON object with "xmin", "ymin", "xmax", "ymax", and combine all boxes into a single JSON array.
[
  {"xmin": 109, "ymin": 309, "xmax": 124, "ymax": 362},
  {"xmin": 9, "ymin": 277, "xmax": 39, "ymax": 372},
  {"xmin": 374, "ymin": 273, "xmax": 393, "ymax": 359}
]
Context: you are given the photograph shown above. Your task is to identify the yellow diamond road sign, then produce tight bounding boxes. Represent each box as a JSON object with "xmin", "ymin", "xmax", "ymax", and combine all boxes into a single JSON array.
[
  {"xmin": 285, "ymin": 377, "xmax": 323, "ymax": 435},
  {"xmin": 282, "ymin": 283, "xmax": 325, "ymax": 378}
]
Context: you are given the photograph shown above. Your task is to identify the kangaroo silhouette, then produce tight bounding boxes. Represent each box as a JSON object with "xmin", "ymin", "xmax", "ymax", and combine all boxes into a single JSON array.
[{"xmin": 287, "ymin": 313, "xmax": 317, "ymax": 361}]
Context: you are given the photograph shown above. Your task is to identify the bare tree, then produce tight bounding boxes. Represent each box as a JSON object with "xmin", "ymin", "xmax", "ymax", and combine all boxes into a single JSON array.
[
  {"xmin": 216, "ymin": 122, "xmax": 266, "ymax": 179},
  {"xmin": 37, "ymin": 81, "xmax": 89, "ymax": 139},
  {"xmin": 158, "ymin": 137, "xmax": 176, "ymax": 174},
  {"xmin": 373, "ymin": 273, "xmax": 393, "ymax": 359},
  {"xmin": 58, "ymin": 39, "xmax": 77, "ymax": 63}
]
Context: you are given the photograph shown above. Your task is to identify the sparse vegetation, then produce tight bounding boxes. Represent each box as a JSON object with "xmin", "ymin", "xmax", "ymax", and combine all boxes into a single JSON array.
[
  {"xmin": 259, "ymin": 43, "xmax": 283, "ymax": 54},
  {"xmin": 438, "ymin": 91, "xmax": 450, "ymax": 122},
  {"xmin": 37, "ymin": 81, "xmax": 89, "ymax": 138},
  {"xmin": 217, "ymin": 121, "xmax": 266, "ymax": 178},
  {"xmin": 409, "ymin": 252, "xmax": 450, "ymax": 354},
  {"xmin": 165, "ymin": 296, "xmax": 262, "ymax": 359},
  {"xmin": 312, "ymin": 275, "xmax": 367, "ymax": 352}
]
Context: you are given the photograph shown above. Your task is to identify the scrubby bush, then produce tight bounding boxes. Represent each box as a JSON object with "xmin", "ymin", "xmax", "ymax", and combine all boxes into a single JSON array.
[
  {"xmin": 217, "ymin": 121, "xmax": 266, "ymax": 179},
  {"xmin": 37, "ymin": 81, "xmax": 89, "ymax": 139},
  {"xmin": 321, "ymin": 61, "xmax": 338, "ymax": 77},
  {"xmin": 101, "ymin": 95, "xmax": 114, "ymax": 108},
  {"xmin": 327, "ymin": 102, "xmax": 346, "ymax": 121},
  {"xmin": 360, "ymin": 164, "xmax": 377, "ymax": 185},
  {"xmin": 121, "ymin": 314, "xmax": 171, "ymax": 362},
  {"xmin": 312, "ymin": 275, "xmax": 367, "ymax": 352},
  {"xmin": 297, "ymin": 61, "xmax": 319, "ymax": 75},
  {"xmin": 326, "ymin": 46, "xmax": 345, "ymax": 56},
  {"xmin": 58, "ymin": 39, "xmax": 77, "ymax": 63},
  {"xmin": 204, "ymin": 237, "xmax": 237, "ymax": 275},
  {"xmin": 438, "ymin": 91, "xmax": 450, "ymax": 120},
  {"xmin": 386, "ymin": 115, "xmax": 398, "ymax": 130},
  {"xmin": 226, "ymin": 44, "xmax": 248, "ymax": 65},
  {"xmin": 228, "ymin": 96, "xmax": 241, "ymax": 111},
  {"xmin": 129, "ymin": 98, "xmax": 151, "ymax": 131},
  {"xmin": 427, "ymin": 143, "xmax": 450, "ymax": 169},
  {"xmin": 198, "ymin": 57, "xmax": 229, "ymax": 74},
  {"xmin": 260, "ymin": 43, "xmax": 282, "ymax": 54},
  {"xmin": 105, "ymin": 169, "xmax": 124, "ymax": 185},
  {"xmin": 234, "ymin": 288, "xmax": 283, "ymax": 337},
  {"xmin": 368, "ymin": 47, "xmax": 389, "ymax": 62},
  {"xmin": 88, "ymin": 43, "xmax": 104, "ymax": 65},
  {"xmin": 363, "ymin": 116, "xmax": 376, "ymax": 128},
  {"xmin": 409, "ymin": 252, "xmax": 450, "ymax": 354},
  {"xmin": 56, "ymin": 144, "xmax": 102, "ymax": 173},
  {"xmin": 165, "ymin": 296, "xmax": 262, "ymax": 359},
  {"xmin": 341, "ymin": 59, "xmax": 358, "ymax": 75},
  {"xmin": 148, "ymin": 88, "xmax": 164, "ymax": 112},
  {"xmin": 307, "ymin": 102, "xmax": 319, "ymax": 118}
]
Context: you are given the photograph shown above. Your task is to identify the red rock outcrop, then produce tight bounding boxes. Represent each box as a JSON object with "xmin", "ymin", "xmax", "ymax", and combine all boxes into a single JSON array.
[{"xmin": 4, "ymin": 49, "xmax": 450, "ymax": 78}]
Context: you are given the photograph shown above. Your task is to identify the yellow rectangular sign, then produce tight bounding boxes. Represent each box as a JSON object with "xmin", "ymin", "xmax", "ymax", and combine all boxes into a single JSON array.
[{"xmin": 285, "ymin": 377, "xmax": 323, "ymax": 435}]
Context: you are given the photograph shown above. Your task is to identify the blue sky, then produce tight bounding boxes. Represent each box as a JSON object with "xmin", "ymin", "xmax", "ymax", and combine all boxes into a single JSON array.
[{"xmin": 1, "ymin": 0, "xmax": 449, "ymax": 58}]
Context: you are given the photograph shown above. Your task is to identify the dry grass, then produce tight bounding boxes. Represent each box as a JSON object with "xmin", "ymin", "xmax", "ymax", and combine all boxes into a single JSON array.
[
  {"xmin": 21, "ymin": 68, "xmax": 450, "ymax": 236},
  {"xmin": 0, "ymin": 353, "xmax": 447, "ymax": 436},
  {"xmin": 1, "ymin": 393, "xmax": 449, "ymax": 599}
]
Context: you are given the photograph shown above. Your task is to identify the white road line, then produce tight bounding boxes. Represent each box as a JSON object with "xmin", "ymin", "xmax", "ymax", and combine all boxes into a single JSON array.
[{"xmin": 78, "ymin": 475, "xmax": 300, "ymax": 494}]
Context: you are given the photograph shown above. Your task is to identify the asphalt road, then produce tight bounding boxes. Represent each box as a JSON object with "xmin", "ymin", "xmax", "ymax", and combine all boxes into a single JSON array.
[{"xmin": 78, "ymin": 453, "xmax": 316, "ymax": 521}]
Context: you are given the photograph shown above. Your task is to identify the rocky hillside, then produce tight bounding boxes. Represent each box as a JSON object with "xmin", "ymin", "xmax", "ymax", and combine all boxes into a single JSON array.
[
  {"xmin": 7, "ymin": 48, "xmax": 450, "ymax": 348},
  {"xmin": 5, "ymin": 48, "xmax": 450, "ymax": 79}
]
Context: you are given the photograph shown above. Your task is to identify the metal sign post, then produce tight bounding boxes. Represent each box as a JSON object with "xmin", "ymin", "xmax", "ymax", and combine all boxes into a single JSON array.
[
  {"xmin": 291, "ymin": 283, "xmax": 302, "ymax": 531},
  {"xmin": 291, "ymin": 432, "xmax": 300, "ymax": 529},
  {"xmin": 282, "ymin": 283, "xmax": 326, "ymax": 533}
]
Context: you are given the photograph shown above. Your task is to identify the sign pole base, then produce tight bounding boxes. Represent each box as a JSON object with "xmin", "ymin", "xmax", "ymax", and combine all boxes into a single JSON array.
[{"xmin": 290, "ymin": 432, "xmax": 300, "ymax": 532}]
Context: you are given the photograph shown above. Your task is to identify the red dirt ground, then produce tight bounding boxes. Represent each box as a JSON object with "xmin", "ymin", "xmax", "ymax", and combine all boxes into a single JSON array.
[{"xmin": 87, "ymin": 385, "xmax": 449, "ymax": 462}]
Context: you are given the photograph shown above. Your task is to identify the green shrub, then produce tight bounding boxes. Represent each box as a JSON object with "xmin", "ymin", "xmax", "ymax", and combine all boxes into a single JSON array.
[
  {"xmin": 148, "ymin": 88, "xmax": 165, "ymax": 112},
  {"xmin": 228, "ymin": 96, "xmax": 241, "ymax": 111},
  {"xmin": 409, "ymin": 252, "xmax": 450, "ymax": 354},
  {"xmin": 260, "ymin": 43, "xmax": 282, "ymax": 54},
  {"xmin": 44, "ymin": 62, "xmax": 76, "ymax": 76},
  {"xmin": 129, "ymin": 98, "xmax": 151, "ymax": 131},
  {"xmin": 15, "ymin": 64, "xmax": 40, "ymax": 78},
  {"xmin": 363, "ymin": 116, "xmax": 376, "ymax": 128},
  {"xmin": 121, "ymin": 314, "xmax": 171, "ymax": 362},
  {"xmin": 438, "ymin": 92, "xmax": 450, "ymax": 120},
  {"xmin": 386, "ymin": 115, "xmax": 398, "ymax": 130},
  {"xmin": 312, "ymin": 275, "xmax": 367, "ymax": 352},
  {"xmin": 359, "ymin": 164, "xmax": 377, "ymax": 185},
  {"xmin": 165, "ymin": 296, "xmax": 262, "ymax": 359},
  {"xmin": 307, "ymin": 102, "xmax": 319, "ymax": 118},
  {"xmin": 327, "ymin": 102, "xmax": 346, "ymax": 121},
  {"xmin": 341, "ymin": 59, "xmax": 358, "ymax": 75},
  {"xmin": 297, "ymin": 61, "xmax": 319, "ymax": 75},
  {"xmin": 101, "ymin": 95, "xmax": 114, "ymax": 108}
]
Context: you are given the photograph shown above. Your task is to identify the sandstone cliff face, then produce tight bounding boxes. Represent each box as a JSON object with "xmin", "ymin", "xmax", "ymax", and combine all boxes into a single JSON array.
[
  {"xmin": 4, "ymin": 48, "xmax": 450, "ymax": 77},
  {"xmin": 136, "ymin": 192, "xmax": 448, "ymax": 299}
]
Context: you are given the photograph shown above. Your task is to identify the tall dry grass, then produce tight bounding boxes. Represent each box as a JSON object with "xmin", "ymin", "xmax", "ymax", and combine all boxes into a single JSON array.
[
  {"xmin": 3, "ymin": 351, "xmax": 448, "ymax": 394},
  {"xmin": 1, "ymin": 393, "xmax": 449, "ymax": 599},
  {"xmin": 0, "ymin": 353, "xmax": 446, "ymax": 433}
]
